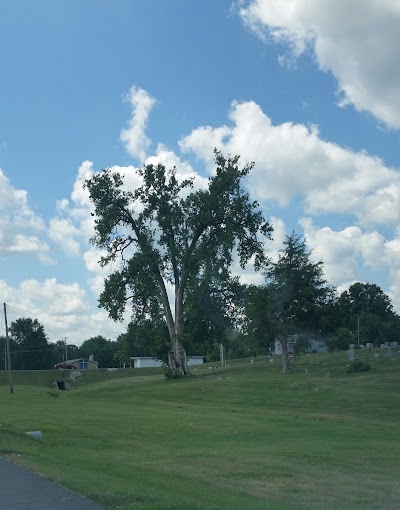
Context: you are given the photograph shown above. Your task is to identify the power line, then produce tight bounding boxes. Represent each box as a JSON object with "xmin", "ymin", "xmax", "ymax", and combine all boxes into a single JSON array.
[
  {"xmin": 10, "ymin": 348, "xmax": 58, "ymax": 354},
  {"xmin": 5, "ymin": 304, "xmax": 125, "ymax": 336}
]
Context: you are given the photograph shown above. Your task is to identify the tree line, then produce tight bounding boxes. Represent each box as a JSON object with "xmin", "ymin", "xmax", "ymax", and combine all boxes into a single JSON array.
[
  {"xmin": 2, "ymin": 152, "xmax": 399, "ymax": 373},
  {"xmin": 1, "ymin": 266, "xmax": 398, "ymax": 372},
  {"xmin": 0, "ymin": 321, "xmax": 121, "ymax": 370}
]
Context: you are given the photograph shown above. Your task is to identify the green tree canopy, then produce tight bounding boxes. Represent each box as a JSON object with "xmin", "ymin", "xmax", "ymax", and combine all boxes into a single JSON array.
[
  {"xmin": 85, "ymin": 151, "xmax": 273, "ymax": 376},
  {"xmin": 115, "ymin": 319, "xmax": 170, "ymax": 366},
  {"xmin": 266, "ymin": 232, "xmax": 335, "ymax": 372},
  {"xmin": 337, "ymin": 282, "xmax": 400, "ymax": 345},
  {"xmin": 326, "ymin": 328, "xmax": 354, "ymax": 353},
  {"xmin": 242, "ymin": 284, "xmax": 279, "ymax": 355},
  {"xmin": 78, "ymin": 336, "xmax": 119, "ymax": 368},
  {"xmin": 9, "ymin": 318, "xmax": 52, "ymax": 370}
]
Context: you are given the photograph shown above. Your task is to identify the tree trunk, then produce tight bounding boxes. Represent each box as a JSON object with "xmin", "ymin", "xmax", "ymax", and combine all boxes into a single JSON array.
[
  {"xmin": 157, "ymin": 271, "xmax": 190, "ymax": 377},
  {"xmin": 280, "ymin": 336, "xmax": 291, "ymax": 373},
  {"xmin": 168, "ymin": 343, "xmax": 190, "ymax": 377},
  {"xmin": 169, "ymin": 285, "xmax": 190, "ymax": 377}
]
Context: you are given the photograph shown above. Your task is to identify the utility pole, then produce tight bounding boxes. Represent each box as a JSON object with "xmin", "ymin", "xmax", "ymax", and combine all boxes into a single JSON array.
[{"xmin": 3, "ymin": 303, "xmax": 14, "ymax": 394}]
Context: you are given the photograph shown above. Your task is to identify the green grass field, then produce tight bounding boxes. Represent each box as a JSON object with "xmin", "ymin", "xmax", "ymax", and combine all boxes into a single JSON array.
[{"xmin": 1, "ymin": 351, "xmax": 399, "ymax": 510}]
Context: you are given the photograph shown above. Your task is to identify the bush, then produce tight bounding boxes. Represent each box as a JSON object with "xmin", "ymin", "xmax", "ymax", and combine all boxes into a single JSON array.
[
  {"xmin": 327, "ymin": 328, "xmax": 354, "ymax": 353},
  {"xmin": 347, "ymin": 360, "xmax": 371, "ymax": 373},
  {"xmin": 163, "ymin": 366, "xmax": 179, "ymax": 380}
]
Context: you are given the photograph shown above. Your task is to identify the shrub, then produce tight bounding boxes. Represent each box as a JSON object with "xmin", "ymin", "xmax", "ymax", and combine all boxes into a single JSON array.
[
  {"xmin": 347, "ymin": 360, "xmax": 371, "ymax": 373},
  {"xmin": 163, "ymin": 366, "xmax": 179, "ymax": 380},
  {"xmin": 327, "ymin": 328, "xmax": 354, "ymax": 353}
]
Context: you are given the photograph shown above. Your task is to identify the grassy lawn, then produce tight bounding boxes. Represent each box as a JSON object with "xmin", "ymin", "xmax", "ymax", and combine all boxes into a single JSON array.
[{"xmin": 1, "ymin": 351, "xmax": 399, "ymax": 510}]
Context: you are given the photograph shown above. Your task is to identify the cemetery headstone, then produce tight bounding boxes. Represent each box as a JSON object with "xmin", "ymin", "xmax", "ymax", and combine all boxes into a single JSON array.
[
  {"xmin": 384, "ymin": 346, "xmax": 392, "ymax": 357},
  {"xmin": 348, "ymin": 349, "xmax": 356, "ymax": 361}
]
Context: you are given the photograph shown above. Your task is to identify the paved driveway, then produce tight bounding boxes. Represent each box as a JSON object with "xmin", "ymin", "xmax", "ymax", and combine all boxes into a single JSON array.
[{"xmin": 0, "ymin": 459, "xmax": 104, "ymax": 509}]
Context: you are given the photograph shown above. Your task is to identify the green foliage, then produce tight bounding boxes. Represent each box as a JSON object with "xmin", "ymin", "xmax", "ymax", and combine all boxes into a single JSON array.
[
  {"xmin": 85, "ymin": 151, "xmax": 273, "ymax": 371},
  {"xmin": 163, "ymin": 366, "xmax": 180, "ymax": 380},
  {"xmin": 205, "ymin": 328, "xmax": 252, "ymax": 362},
  {"xmin": 241, "ymin": 284, "xmax": 278, "ymax": 354},
  {"xmin": 182, "ymin": 266, "xmax": 240, "ymax": 356},
  {"xmin": 261, "ymin": 233, "xmax": 335, "ymax": 371},
  {"xmin": 339, "ymin": 282, "xmax": 393, "ymax": 317},
  {"xmin": 347, "ymin": 360, "xmax": 371, "ymax": 373},
  {"xmin": 243, "ymin": 233, "xmax": 334, "ymax": 371},
  {"xmin": 8, "ymin": 318, "xmax": 54, "ymax": 370},
  {"xmin": 115, "ymin": 319, "xmax": 170, "ymax": 365},
  {"xmin": 268, "ymin": 232, "xmax": 336, "ymax": 333},
  {"xmin": 78, "ymin": 336, "xmax": 119, "ymax": 368},
  {"xmin": 337, "ymin": 282, "xmax": 400, "ymax": 345},
  {"xmin": 326, "ymin": 328, "xmax": 354, "ymax": 353}
]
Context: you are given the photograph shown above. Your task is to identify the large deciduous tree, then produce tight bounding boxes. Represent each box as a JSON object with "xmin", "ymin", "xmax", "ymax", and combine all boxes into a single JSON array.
[
  {"xmin": 85, "ymin": 151, "xmax": 272, "ymax": 376},
  {"xmin": 337, "ymin": 282, "xmax": 400, "ymax": 345},
  {"xmin": 9, "ymin": 318, "xmax": 51, "ymax": 370},
  {"xmin": 267, "ymin": 233, "xmax": 335, "ymax": 373}
]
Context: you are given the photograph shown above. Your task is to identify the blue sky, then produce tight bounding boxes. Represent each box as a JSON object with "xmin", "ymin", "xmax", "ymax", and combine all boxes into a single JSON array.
[{"xmin": 1, "ymin": 1, "xmax": 400, "ymax": 345}]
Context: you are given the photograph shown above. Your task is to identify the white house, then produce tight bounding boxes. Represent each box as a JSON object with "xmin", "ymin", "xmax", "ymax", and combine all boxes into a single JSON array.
[
  {"xmin": 273, "ymin": 336, "xmax": 327, "ymax": 355},
  {"xmin": 130, "ymin": 356, "xmax": 204, "ymax": 368}
]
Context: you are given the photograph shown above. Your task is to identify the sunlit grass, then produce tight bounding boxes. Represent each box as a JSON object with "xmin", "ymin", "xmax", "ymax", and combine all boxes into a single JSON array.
[{"xmin": 1, "ymin": 350, "xmax": 400, "ymax": 509}]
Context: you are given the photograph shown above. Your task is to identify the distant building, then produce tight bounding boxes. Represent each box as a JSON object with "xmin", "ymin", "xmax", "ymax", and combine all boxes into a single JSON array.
[
  {"xmin": 273, "ymin": 336, "xmax": 327, "ymax": 355},
  {"xmin": 130, "ymin": 356, "xmax": 204, "ymax": 368},
  {"xmin": 65, "ymin": 357, "xmax": 99, "ymax": 370}
]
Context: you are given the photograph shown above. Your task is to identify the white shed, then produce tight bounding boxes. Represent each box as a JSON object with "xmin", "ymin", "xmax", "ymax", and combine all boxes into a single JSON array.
[{"xmin": 130, "ymin": 356, "xmax": 204, "ymax": 368}]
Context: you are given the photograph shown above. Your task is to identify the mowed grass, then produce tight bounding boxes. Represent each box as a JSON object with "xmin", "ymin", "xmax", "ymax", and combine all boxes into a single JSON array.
[{"xmin": 1, "ymin": 351, "xmax": 400, "ymax": 510}]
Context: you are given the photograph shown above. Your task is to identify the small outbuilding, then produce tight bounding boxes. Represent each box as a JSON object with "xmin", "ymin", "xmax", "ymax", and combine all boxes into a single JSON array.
[{"xmin": 130, "ymin": 356, "xmax": 204, "ymax": 368}]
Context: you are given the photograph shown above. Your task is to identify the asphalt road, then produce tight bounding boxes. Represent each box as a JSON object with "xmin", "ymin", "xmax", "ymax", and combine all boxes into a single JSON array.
[{"xmin": 0, "ymin": 459, "xmax": 105, "ymax": 509}]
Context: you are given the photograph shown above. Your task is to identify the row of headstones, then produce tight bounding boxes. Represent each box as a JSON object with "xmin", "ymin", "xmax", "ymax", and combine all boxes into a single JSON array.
[{"xmin": 348, "ymin": 341, "xmax": 398, "ymax": 360}]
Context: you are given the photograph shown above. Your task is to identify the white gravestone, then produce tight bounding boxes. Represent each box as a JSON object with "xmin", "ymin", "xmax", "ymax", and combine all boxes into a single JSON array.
[{"xmin": 348, "ymin": 349, "xmax": 356, "ymax": 361}]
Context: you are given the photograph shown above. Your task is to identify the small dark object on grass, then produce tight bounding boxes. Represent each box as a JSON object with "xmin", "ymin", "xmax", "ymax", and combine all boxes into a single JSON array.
[
  {"xmin": 56, "ymin": 380, "xmax": 70, "ymax": 390},
  {"xmin": 347, "ymin": 360, "xmax": 371, "ymax": 373}
]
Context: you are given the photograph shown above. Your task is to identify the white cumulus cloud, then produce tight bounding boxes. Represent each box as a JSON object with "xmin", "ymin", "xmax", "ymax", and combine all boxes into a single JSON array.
[
  {"xmin": 0, "ymin": 168, "xmax": 51, "ymax": 262},
  {"xmin": 48, "ymin": 218, "xmax": 81, "ymax": 256},
  {"xmin": 299, "ymin": 218, "xmax": 400, "ymax": 311},
  {"xmin": 180, "ymin": 100, "xmax": 400, "ymax": 227},
  {"xmin": 239, "ymin": 0, "xmax": 400, "ymax": 129},
  {"xmin": 120, "ymin": 85, "xmax": 156, "ymax": 161},
  {"xmin": 0, "ymin": 278, "xmax": 125, "ymax": 344}
]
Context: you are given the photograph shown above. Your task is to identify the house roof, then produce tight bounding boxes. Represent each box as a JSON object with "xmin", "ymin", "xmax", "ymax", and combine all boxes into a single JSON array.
[
  {"xmin": 66, "ymin": 358, "xmax": 99, "ymax": 365},
  {"xmin": 130, "ymin": 356, "xmax": 204, "ymax": 360}
]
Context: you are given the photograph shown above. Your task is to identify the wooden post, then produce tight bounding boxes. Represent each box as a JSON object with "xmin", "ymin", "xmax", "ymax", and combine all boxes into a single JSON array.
[
  {"xmin": 3, "ymin": 303, "xmax": 14, "ymax": 394},
  {"xmin": 64, "ymin": 337, "xmax": 68, "ymax": 362}
]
